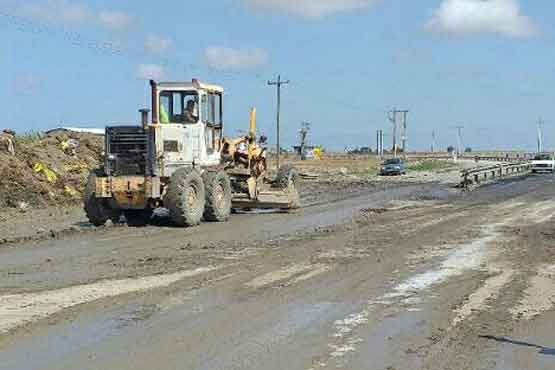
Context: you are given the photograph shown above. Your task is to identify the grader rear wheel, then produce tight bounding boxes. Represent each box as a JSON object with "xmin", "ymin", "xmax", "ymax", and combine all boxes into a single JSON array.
[
  {"xmin": 83, "ymin": 171, "xmax": 121, "ymax": 226},
  {"xmin": 165, "ymin": 168, "xmax": 205, "ymax": 227},
  {"xmin": 203, "ymin": 170, "xmax": 232, "ymax": 222}
]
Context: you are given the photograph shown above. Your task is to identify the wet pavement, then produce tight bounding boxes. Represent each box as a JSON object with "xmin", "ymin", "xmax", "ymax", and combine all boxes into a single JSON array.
[{"xmin": 0, "ymin": 175, "xmax": 554, "ymax": 370}]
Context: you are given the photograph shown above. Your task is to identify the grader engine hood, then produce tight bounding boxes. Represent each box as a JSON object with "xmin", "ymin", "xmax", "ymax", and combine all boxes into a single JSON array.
[{"xmin": 105, "ymin": 126, "xmax": 151, "ymax": 176}]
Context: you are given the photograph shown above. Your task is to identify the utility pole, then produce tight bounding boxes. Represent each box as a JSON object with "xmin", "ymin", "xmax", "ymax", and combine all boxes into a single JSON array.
[
  {"xmin": 399, "ymin": 110, "xmax": 409, "ymax": 152},
  {"xmin": 299, "ymin": 121, "xmax": 310, "ymax": 160},
  {"xmin": 376, "ymin": 129, "xmax": 384, "ymax": 158},
  {"xmin": 388, "ymin": 108, "xmax": 409, "ymax": 157},
  {"xmin": 388, "ymin": 109, "xmax": 398, "ymax": 157},
  {"xmin": 454, "ymin": 126, "xmax": 464, "ymax": 155},
  {"xmin": 431, "ymin": 130, "xmax": 436, "ymax": 153},
  {"xmin": 268, "ymin": 75, "xmax": 290, "ymax": 169},
  {"xmin": 376, "ymin": 130, "xmax": 381, "ymax": 157},
  {"xmin": 537, "ymin": 118, "xmax": 544, "ymax": 153}
]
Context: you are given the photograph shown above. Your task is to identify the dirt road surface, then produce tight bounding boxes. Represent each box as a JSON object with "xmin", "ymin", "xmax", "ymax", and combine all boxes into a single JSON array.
[{"xmin": 1, "ymin": 175, "xmax": 554, "ymax": 370}]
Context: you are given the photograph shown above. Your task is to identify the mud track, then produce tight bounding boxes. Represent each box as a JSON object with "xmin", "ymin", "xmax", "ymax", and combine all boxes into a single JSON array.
[{"xmin": 0, "ymin": 175, "xmax": 554, "ymax": 370}]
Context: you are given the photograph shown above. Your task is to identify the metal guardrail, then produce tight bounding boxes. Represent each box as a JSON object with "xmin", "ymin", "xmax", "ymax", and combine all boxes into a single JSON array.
[
  {"xmin": 408, "ymin": 154, "xmax": 532, "ymax": 162},
  {"xmin": 460, "ymin": 162, "xmax": 531, "ymax": 189}
]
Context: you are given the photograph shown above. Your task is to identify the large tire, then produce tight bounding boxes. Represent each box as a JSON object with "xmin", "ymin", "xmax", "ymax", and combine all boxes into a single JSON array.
[
  {"xmin": 274, "ymin": 165, "xmax": 301, "ymax": 209},
  {"xmin": 84, "ymin": 171, "xmax": 121, "ymax": 226},
  {"xmin": 275, "ymin": 164, "xmax": 298, "ymax": 189},
  {"xmin": 203, "ymin": 170, "xmax": 232, "ymax": 222},
  {"xmin": 165, "ymin": 168, "xmax": 205, "ymax": 227}
]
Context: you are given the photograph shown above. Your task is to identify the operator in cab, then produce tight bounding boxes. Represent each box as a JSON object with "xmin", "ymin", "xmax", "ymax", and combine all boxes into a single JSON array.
[{"xmin": 183, "ymin": 100, "xmax": 198, "ymax": 123}]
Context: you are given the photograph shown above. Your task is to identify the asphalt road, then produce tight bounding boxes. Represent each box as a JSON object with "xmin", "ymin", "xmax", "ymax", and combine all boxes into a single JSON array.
[{"xmin": 0, "ymin": 175, "xmax": 554, "ymax": 370}]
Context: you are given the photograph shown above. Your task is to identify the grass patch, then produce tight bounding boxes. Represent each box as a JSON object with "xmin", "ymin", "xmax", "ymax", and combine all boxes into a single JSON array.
[{"xmin": 408, "ymin": 160, "xmax": 456, "ymax": 172}]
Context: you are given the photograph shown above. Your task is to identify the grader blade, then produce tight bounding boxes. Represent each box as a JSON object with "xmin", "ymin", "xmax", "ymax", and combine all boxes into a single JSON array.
[{"xmin": 232, "ymin": 189, "xmax": 299, "ymax": 210}]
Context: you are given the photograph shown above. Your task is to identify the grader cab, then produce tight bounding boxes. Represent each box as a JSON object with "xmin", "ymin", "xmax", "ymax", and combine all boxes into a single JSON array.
[{"xmin": 84, "ymin": 79, "xmax": 300, "ymax": 227}]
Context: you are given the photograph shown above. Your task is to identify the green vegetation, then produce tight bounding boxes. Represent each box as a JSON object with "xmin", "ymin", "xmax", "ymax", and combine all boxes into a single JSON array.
[{"xmin": 407, "ymin": 160, "xmax": 456, "ymax": 172}]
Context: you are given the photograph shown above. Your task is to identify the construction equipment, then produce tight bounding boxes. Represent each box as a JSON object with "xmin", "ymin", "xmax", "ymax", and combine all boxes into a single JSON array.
[{"xmin": 84, "ymin": 79, "xmax": 300, "ymax": 227}]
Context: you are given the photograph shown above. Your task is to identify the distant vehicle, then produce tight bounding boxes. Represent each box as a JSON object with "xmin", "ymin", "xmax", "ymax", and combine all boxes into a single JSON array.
[
  {"xmin": 379, "ymin": 158, "xmax": 406, "ymax": 176},
  {"xmin": 348, "ymin": 147, "xmax": 372, "ymax": 154},
  {"xmin": 531, "ymin": 153, "xmax": 555, "ymax": 173}
]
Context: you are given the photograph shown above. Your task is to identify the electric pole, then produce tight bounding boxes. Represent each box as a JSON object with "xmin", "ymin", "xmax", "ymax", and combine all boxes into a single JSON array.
[
  {"xmin": 431, "ymin": 130, "xmax": 436, "ymax": 153},
  {"xmin": 400, "ymin": 110, "xmax": 409, "ymax": 152},
  {"xmin": 268, "ymin": 75, "xmax": 290, "ymax": 169},
  {"xmin": 388, "ymin": 109, "xmax": 398, "ymax": 157},
  {"xmin": 537, "ymin": 118, "xmax": 544, "ymax": 153},
  {"xmin": 454, "ymin": 126, "xmax": 464, "ymax": 155},
  {"xmin": 376, "ymin": 129, "xmax": 384, "ymax": 158},
  {"xmin": 388, "ymin": 108, "xmax": 409, "ymax": 157},
  {"xmin": 376, "ymin": 130, "xmax": 380, "ymax": 158},
  {"xmin": 299, "ymin": 121, "xmax": 310, "ymax": 160}
]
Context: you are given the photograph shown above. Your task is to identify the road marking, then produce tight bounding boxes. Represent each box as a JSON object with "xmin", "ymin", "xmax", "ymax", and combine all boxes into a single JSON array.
[
  {"xmin": 0, "ymin": 266, "xmax": 218, "ymax": 334},
  {"xmin": 510, "ymin": 265, "xmax": 555, "ymax": 320},
  {"xmin": 452, "ymin": 268, "xmax": 514, "ymax": 326}
]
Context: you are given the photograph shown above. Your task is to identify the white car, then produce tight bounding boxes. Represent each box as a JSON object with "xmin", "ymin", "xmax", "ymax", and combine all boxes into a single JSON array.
[{"xmin": 531, "ymin": 153, "xmax": 555, "ymax": 173}]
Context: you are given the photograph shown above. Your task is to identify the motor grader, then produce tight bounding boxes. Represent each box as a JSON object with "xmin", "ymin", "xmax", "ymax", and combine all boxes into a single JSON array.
[{"xmin": 84, "ymin": 79, "xmax": 300, "ymax": 227}]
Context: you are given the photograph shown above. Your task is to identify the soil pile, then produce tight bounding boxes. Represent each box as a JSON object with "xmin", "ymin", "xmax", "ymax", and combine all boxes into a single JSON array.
[{"xmin": 0, "ymin": 130, "xmax": 102, "ymax": 208}]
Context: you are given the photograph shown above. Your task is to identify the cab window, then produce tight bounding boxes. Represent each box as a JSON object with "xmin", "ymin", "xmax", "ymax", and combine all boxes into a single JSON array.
[
  {"xmin": 201, "ymin": 93, "xmax": 222, "ymax": 126},
  {"xmin": 159, "ymin": 91, "xmax": 199, "ymax": 124},
  {"xmin": 201, "ymin": 92, "xmax": 223, "ymax": 153}
]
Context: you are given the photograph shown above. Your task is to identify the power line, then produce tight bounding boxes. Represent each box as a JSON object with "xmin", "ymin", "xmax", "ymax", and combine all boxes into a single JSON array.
[{"xmin": 268, "ymin": 75, "xmax": 290, "ymax": 169}]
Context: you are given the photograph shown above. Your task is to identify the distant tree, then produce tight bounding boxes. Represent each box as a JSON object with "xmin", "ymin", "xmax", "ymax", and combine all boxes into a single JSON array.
[
  {"xmin": 464, "ymin": 147, "xmax": 472, "ymax": 153},
  {"xmin": 447, "ymin": 146, "xmax": 455, "ymax": 153}
]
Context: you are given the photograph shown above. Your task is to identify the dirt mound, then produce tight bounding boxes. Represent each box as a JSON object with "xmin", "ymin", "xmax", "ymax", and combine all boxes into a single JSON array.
[{"xmin": 0, "ymin": 131, "xmax": 102, "ymax": 209}]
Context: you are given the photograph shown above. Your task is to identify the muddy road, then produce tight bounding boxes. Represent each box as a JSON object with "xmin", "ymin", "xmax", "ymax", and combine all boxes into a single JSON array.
[{"xmin": 1, "ymin": 176, "xmax": 554, "ymax": 370}]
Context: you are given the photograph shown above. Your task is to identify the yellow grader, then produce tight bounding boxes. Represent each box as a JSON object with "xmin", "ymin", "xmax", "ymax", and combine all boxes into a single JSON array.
[{"xmin": 84, "ymin": 79, "xmax": 300, "ymax": 227}]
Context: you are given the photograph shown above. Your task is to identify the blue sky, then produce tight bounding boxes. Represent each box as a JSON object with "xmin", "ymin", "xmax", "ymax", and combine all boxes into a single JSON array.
[{"xmin": 0, "ymin": 0, "xmax": 554, "ymax": 151}]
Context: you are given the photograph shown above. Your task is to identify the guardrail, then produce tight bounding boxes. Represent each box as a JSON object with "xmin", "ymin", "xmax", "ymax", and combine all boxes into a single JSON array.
[
  {"xmin": 460, "ymin": 162, "xmax": 531, "ymax": 189},
  {"xmin": 408, "ymin": 154, "xmax": 532, "ymax": 162}
]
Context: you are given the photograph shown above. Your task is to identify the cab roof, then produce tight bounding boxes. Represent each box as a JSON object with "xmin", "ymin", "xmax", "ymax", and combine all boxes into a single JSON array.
[{"xmin": 156, "ymin": 80, "xmax": 224, "ymax": 93}]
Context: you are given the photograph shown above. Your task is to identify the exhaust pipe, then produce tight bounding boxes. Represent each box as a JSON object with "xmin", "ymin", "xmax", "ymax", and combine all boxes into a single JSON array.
[
  {"xmin": 150, "ymin": 80, "xmax": 158, "ymax": 124},
  {"xmin": 139, "ymin": 109, "xmax": 150, "ymax": 129}
]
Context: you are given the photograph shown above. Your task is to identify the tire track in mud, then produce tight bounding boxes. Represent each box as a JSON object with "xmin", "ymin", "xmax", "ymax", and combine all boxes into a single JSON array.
[
  {"xmin": 510, "ymin": 264, "xmax": 555, "ymax": 320},
  {"xmin": 308, "ymin": 196, "xmax": 555, "ymax": 369},
  {"xmin": 0, "ymin": 266, "xmax": 219, "ymax": 334}
]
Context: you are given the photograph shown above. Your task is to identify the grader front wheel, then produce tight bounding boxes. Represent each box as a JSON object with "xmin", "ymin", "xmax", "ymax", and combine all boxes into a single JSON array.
[
  {"xmin": 165, "ymin": 168, "xmax": 206, "ymax": 227},
  {"xmin": 83, "ymin": 172, "xmax": 121, "ymax": 226}
]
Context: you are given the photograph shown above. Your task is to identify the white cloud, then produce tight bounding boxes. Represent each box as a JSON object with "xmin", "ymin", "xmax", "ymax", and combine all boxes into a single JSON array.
[
  {"xmin": 98, "ymin": 11, "xmax": 133, "ymax": 31},
  {"xmin": 244, "ymin": 0, "xmax": 375, "ymax": 18},
  {"xmin": 12, "ymin": 74, "xmax": 43, "ymax": 95},
  {"xmin": 145, "ymin": 35, "xmax": 173, "ymax": 55},
  {"xmin": 426, "ymin": 0, "xmax": 538, "ymax": 38},
  {"xmin": 136, "ymin": 64, "xmax": 166, "ymax": 80},
  {"xmin": 204, "ymin": 47, "xmax": 268, "ymax": 71},
  {"xmin": 22, "ymin": 1, "xmax": 133, "ymax": 31},
  {"xmin": 23, "ymin": 0, "xmax": 91, "ymax": 25}
]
